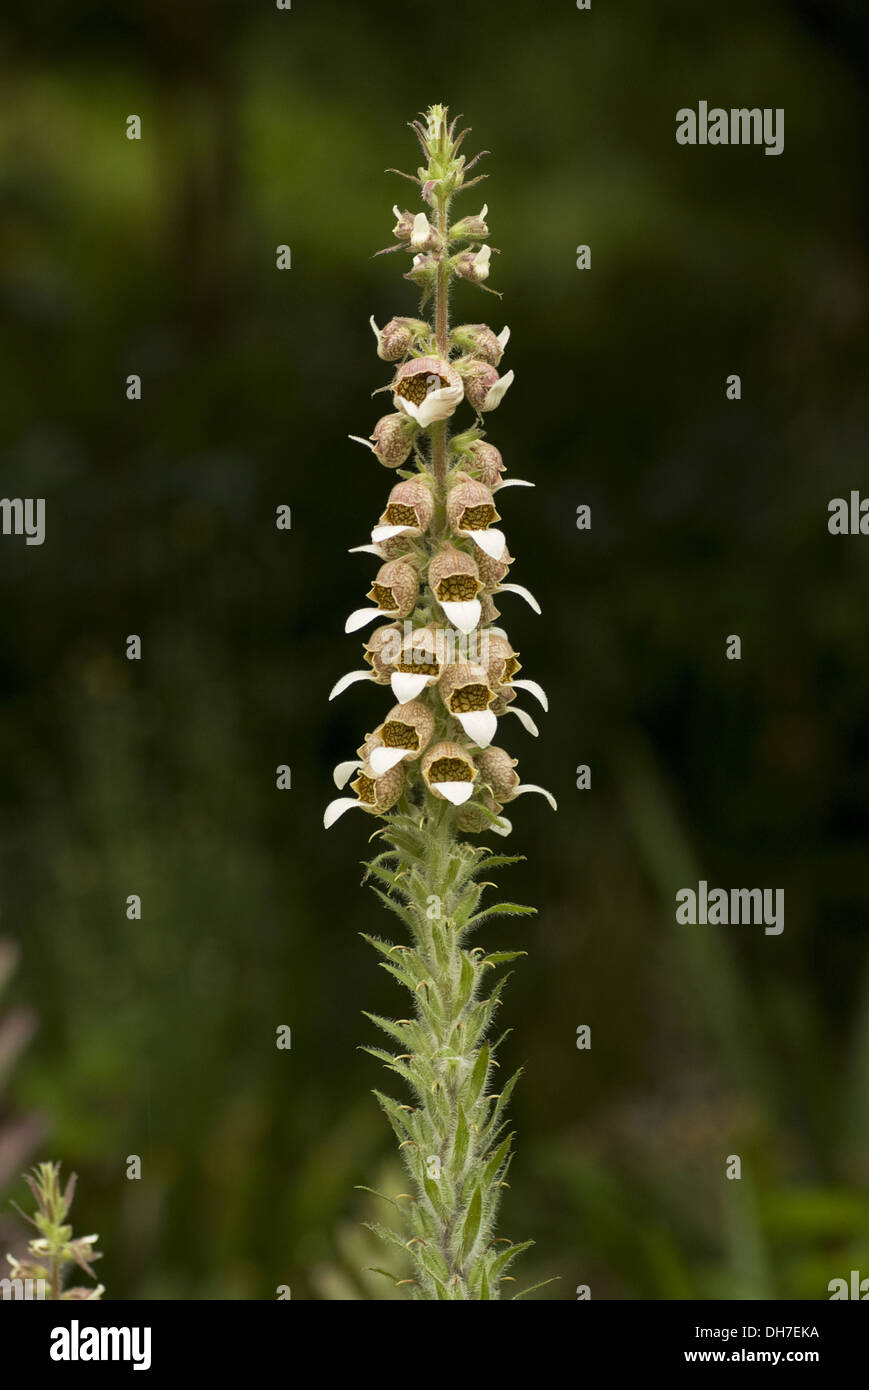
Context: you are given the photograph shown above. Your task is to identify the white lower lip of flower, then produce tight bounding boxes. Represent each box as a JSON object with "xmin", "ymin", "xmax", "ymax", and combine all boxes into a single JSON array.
[
  {"xmin": 371, "ymin": 523, "xmax": 413, "ymax": 543},
  {"xmin": 329, "ymin": 669, "xmax": 373, "ymax": 700},
  {"xmin": 455, "ymin": 708, "xmax": 497, "ymax": 747},
  {"xmin": 504, "ymin": 705, "xmax": 539, "ymax": 737},
  {"xmin": 432, "ymin": 780, "xmax": 475, "ymax": 806},
  {"xmin": 497, "ymin": 582, "xmax": 541, "ymax": 614},
  {"xmin": 461, "ymin": 527, "xmax": 506, "ymax": 561},
  {"xmin": 394, "ymin": 385, "xmax": 462, "ymax": 428},
  {"xmin": 495, "ymin": 478, "xmax": 534, "ymax": 490},
  {"xmin": 390, "ymin": 671, "xmax": 431, "ymax": 703},
  {"xmin": 491, "ymin": 815, "xmax": 512, "ymax": 836},
  {"xmin": 345, "ymin": 607, "xmax": 385, "ymax": 633},
  {"xmin": 510, "ymin": 678, "xmax": 549, "ymax": 711},
  {"xmin": 324, "ymin": 797, "xmax": 365, "ymax": 829},
  {"xmin": 348, "ymin": 434, "xmax": 376, "ymax": 453},
  {"xmin": 348, "ymin": 543, "xmax": 385, "ymax": 557},
  {"xmin": 368, "ymin": 745, "xmax": 411, "ymax": 776},
  {"xmin": 513, "ymin": 783, "xmax": 558, "ymax": 812},
  {"xmin": 497, "ymin": 325, "xmax": 511, "ymax": 350},
  {"xmin": 481, "ymin": 369, "xmax": 515, "ymax": 412},
  {"xmin": 440, "ymin": 599, "xmax": 481, "ymax": 634},
  {"xmin": 333, "ymin": 759, "xmax": 362, "ymax": 789}
]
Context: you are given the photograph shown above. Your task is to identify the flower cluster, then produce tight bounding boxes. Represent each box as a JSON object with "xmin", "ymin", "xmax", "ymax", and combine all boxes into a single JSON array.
[{"xmin": 325, "ymin": 106, "xmax": 555, "ymax": 837}]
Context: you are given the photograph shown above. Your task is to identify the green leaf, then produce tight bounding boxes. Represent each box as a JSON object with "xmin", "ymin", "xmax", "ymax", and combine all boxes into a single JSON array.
[
  {"xmin": 462, "ymin": 1044, "xmax": 490, "ymax": 1110},
  {"xmin": 482, "ymin": 951, "xmax": 528, "ymax": 967},
  {"xmin": 467, "ymin": 902, "xmax": 537, "ymax": 928},
  {"xmin": 512, "ymin": 1277, "xmax": 560, "ymax": 1300},
  {"xmin": 489, "ymin": 1239, "xmax": 534, "ymax": 1281},
  {"xmin": 452, "ymin": 1104, "xmax": 471, "ymax": 1174},
  {"xmin": 460, "ymin": 1188, "xmax": 483, "ymax": 1261}
]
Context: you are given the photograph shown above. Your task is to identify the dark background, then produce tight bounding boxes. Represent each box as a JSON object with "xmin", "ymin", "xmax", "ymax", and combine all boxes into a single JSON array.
[{"xmin": 0, "ymin": 0, "xmax": 867, "ymax": 1298}]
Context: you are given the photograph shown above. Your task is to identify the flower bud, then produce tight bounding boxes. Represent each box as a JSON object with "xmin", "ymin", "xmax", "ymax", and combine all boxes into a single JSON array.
[
  {"xmin": 475, "ymin": 745, "xmax": 519, "ymax": 802},
  {"xmin": 428, "ymin": 545, "xmax": 482, "ymax": 634},
  {"xmin": 405, "ymin": 253, "xmax": 438, "ymax": 288},
  {"xmin": 450, "ymin": 205, "xmax": 489, "ymax": 241},
  {"xmin": 455, "ymin": 791, "xmax": 504, "ymax": 833},
  {"xmin": 465, "ymin": 439, "xmax": 506, "ymax": 487},
  {"xmin": 439, "ymin": 660, "xmax": 498, "ymax": 747},
  {"xmin": 351, "ymin": 413, "xmax": 417, "ymax": 469},
  {"xmin": 368, "ymin": 699, "xmax": 436, "ymax": 774},
  {"xmin": 366, "ymin": 559, "xmax": 419, "ymax": 619},
  {"xmin": 369, "ymin": 315, "xmax": 429, "ymax": 362},
  {"xmin": 453, "ymin": 244, "xmax": 491, "ymax": 284},
  {"xmin": 421, "ymin": 740, "xmax": 477, "ymax": 805},
  {"xmin": 450, "ymin": 323, "xmax": 509, "ymax": 366},
  {"xmin": 392, "ymin": 355, "xmax": 464, "ymax": 429},
  {"xmin": 372, "ymin": 477, "xmax": 434, "ymax": 544},
  {"xmin": 363, "ymin": 623, "xmax": 403, "ymax": 682},
  {"xmin": 479, "ymin": 631, "xmax": 521, "ymax": 688}
]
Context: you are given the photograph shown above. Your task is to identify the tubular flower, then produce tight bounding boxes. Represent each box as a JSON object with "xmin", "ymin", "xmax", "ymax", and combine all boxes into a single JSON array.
[
  {"xmin": 446, "ymin": 475, "xmax": 506, "ymax": 560},
  {"xmin": 372, "ymin": 477, "xmax": 434, "ymax": 545},
  {"xmin": 387, "ymin": 623, "xmax": 450, "ymax": 703},
  {"xmin": 438, "ymin": 660, "xmax": 499, "ymax": 748},
  {"xmin": 345, "ymin": 559, "xmax": 420, "ymax": 632},
  {"xmin": 421, "ymin": 740, "xmax": 477, "ymax": 805},
  {"xmin": 323, "ymin": 104, "xmax": 554, "ymax": 1304},
  {"xmin": 428, "ymin": 544, "xmax": 483, "ymax": 634},
  {"xmin": 367, "ymin": 699, "xmax": 436, "ymax": 775},
  {"xmin": 324, "ymin": 759, "xmax": 406, "ymax": 827},
  {"xmin": 391, "ymin": 355, "xmax": 464, "ymax": 428}
]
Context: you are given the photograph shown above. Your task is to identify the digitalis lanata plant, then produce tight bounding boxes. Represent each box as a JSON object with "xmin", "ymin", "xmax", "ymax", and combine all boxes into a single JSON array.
[{"xmin": 324, "ymin": 105, "xmax": 555, "ymax": 1301}]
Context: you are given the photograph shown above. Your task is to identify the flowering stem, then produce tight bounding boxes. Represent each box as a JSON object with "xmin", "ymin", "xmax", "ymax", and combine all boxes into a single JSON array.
[
  {"xmin": 327, "ymin": 103, "xmax": 556, "ymax": 1300},
  {"xmin": 431, "ymin": 195, "xmax": 451, "ymax": 492}
]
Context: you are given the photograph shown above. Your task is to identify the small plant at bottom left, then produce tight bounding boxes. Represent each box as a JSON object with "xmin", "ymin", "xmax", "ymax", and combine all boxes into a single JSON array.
[{"xmin": 3, "ymin": 1161, "xmax": 104, "ymax": 1300}]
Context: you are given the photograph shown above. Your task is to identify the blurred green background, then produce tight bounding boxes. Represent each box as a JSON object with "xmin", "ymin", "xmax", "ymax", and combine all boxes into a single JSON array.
[{"xmin": 1, "ymin": 0, "xmax": 867, "ymax": 1299}]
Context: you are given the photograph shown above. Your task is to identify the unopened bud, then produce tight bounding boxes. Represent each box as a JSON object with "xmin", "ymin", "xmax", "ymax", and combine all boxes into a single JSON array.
[
  {"xmin": 455, "ymin": 790, "xmax": 504, "ymax": 833},
  {"xmin": 450, "ymin": 323, "xmax": 509, "ymax": 366},
  {"xmin": 369, "ymin": 315, "xmax": 429, "ymax": 362},
  {"xmin": 464, "ymin": 439, "xmax": 506, "ymax": 487},
  {"xmin": 475, "ymin": 745, "xmax": 519, "ymax": 802},
  {"xmin": 351, "ymin": 413, "xmax": 417, "ymax": 469},
  {"xmin": 450, "ymin": 205, "xmax": 489, "ymax": 241}
]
